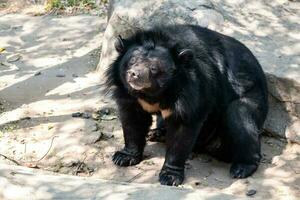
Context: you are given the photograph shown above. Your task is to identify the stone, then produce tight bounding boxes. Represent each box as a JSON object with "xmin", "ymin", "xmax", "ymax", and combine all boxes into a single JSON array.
[
  {"xmin": 56, "ymin": 73, "xmax": 66, "ymax": 77},
  {"xmin": 264, "ymin": 74, "xmax": 300, "ymax": 143},
  {"xmin": 264, "ymin": 95, "xmax": 292, "ymax": 138},
  {"xmin": 97, "ymin": 0, "xmax": 224, "ymax": 74},
  {"xmin": 6, "ymin": 53, "xmax": 22, "ymax": 63},
  {"xmin": 83, "ymin": 132, "xmax": 104, "ymax": 144},
  {"xmin": 266, "ymin": 74, "xmax": 300, "ymax": 104},
  {"xmin": 81, "ymin": 112, "xmax": 91, "ymax": 119},
  {"xmin": 72, "ymin": 112, "xmax": 83, "ymax": 118},
  {"xmin": 246, "ymin": 189, "xmax": 257, "ymax": 197},
  {"xmin": 285, "ymin": 120, "xmax": 300, "ymax": 144},
  {"xmin": 34, "ymin": 71, "xmax": 42, "ymax": 76}
]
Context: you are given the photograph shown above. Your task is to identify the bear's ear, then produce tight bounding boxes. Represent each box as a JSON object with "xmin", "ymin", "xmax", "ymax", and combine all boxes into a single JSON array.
[
  {"xmin": 114, "ymin": 35, "xmax": 125, "ymax": 53},
  {"xmin": 178, "ymin": 49, "xmax": 193, "ymax": 63}
]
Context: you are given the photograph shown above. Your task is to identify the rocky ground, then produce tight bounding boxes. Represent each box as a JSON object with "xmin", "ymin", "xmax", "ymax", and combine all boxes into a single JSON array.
[{"xmin": 0, "ymin": 1, "xmax": 299, "ymax": 200}]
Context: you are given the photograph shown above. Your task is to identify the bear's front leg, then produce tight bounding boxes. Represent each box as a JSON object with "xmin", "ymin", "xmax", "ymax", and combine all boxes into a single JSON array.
[
  {"xmin": 113, "ymin": 100, "xmax": 152, "ymax": 167},
  {"xmin": 159, "ymin": 120, "xmax": 203, "ymax": 186}
]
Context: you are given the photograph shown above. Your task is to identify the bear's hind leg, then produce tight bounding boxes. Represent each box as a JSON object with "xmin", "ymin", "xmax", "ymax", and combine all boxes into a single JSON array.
[{"xmin": 223, "ymin": 98, "xmax": 265, "ymax": 178}]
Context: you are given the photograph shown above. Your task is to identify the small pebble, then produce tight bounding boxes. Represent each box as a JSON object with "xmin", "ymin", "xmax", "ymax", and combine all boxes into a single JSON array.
[
  {"xmin": 0, "ymin": 61, "xmax": 11, "ymax": 67},
  {"xmin": 20, "ymin": 116, "xmax": 31, "ymax": 120},
  {"xmin": 84, "ymin": 132, "xmax": 103, "ymax": 144},
  {"xmin": 34, "ymin": 71, "xmax": 41, "ymax": 76},
  {"xmin": 72, "ymin": 112, "xmax": 83, "ymax": 117},
  {"xmin": 7, "ymin": 54, "xmax": 21, "ymax": 63},
  {"xmin": 246, "ymin": 189, "xmax": 257, "ymax": 197},
  {"xmin": 56, "ymin": 73, "xmax": 66, "ymax": 77},
  {"xmin": 194, "ymin": 182, "xmax": 200, "ymax": 186},
  {"xmin": 82, "ymin": 113, "xmax": 91, "ymax": 119},
  {"xmin": 10, "ymin": 172, "xmax": 16, "ymax": 176},
  {"xmin": 100, "ymin": 115, "xmax": 117, "ymax": 121},
  {"xmin": 11, "ymin": 25, "xmax": 23, "ymax": 30}
]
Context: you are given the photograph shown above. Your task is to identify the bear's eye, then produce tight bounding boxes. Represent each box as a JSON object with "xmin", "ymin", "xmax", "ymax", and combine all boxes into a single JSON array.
[
  {"xmin": 150, "ymin": 65, "xmax": 159, "ymax": 74},
  {"xmin": 128, "ymin": 57, "xmax": 137, "ymax": 65}
]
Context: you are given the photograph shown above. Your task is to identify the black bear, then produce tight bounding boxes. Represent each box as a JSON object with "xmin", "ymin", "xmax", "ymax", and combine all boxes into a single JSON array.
[{"xmin": 105, "ymin": 24, "xmax": 268, "ymax": 186}]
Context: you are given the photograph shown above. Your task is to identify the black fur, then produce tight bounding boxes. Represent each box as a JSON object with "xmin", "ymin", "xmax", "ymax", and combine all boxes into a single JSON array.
[{"xmin": 105, "ymin": 25, "xmax": 268, "ymax": 186}]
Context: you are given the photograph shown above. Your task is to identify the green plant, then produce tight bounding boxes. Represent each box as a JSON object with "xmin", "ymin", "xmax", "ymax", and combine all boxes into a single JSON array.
[
  {"xmin": 46, "ymin": 0, "xmax": 63, "ymax": 10},
  {"xmin": 46, "ymin": 0, "xmax": 99, "ymax": 10}
]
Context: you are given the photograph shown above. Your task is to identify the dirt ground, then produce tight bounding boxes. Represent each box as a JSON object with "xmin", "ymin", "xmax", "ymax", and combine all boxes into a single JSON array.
[{"xmin": 0, "ymin": 5, "xmax": 299, "ymax": 200}]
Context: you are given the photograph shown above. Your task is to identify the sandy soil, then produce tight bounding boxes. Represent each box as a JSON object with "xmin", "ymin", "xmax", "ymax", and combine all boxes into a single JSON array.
[{"xmin": 0, "ymin": 11, "xmax": 299, "ymax": 200}]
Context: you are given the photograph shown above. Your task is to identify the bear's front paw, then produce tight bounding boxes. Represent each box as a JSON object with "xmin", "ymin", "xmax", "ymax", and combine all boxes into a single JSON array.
[
  {"xmin": 159, "ymin": 165, "xmax": 184, "ymax": 186},
  {"xmin": 112, "ymin": 150, "xmax": 142, "ymax": 166},
  {"xmin": 230, "ymin": 163, "xmax": 258, "ymax": 178}
]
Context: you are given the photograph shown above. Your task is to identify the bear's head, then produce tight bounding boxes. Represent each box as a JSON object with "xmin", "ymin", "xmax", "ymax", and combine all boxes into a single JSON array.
[{"xmin": 113, "ymin": 34, "xmax": 193, "ymax": 97}]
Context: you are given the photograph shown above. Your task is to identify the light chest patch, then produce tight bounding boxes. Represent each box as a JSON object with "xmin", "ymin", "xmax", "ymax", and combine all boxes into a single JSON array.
[{"xmin": 137, "ymin": 98, "xmax": 172, "ymax": 119}]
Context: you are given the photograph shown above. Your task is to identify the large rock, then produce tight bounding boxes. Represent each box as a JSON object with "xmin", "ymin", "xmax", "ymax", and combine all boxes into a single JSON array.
[
  {"xmin": 0, "ymin": 164, "xmax": 249, "ymax": 200},
  {"xmin": 97, "ymin": 0, "xmax": 300, "ymax": 143},
  {"xmin": 97, "ymin": 0, "xmax": 224, "ymax": 74}
]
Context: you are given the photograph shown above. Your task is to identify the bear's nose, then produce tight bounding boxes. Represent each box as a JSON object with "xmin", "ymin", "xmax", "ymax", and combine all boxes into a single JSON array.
[{"xmin": 127, "ymin": 69, "xmax": 140, "ymax": 80}]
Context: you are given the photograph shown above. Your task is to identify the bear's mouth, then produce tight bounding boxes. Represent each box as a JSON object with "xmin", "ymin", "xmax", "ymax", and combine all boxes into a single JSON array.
[
  {"xmin": 128, "ymin": 81, "xmax": 151, "ymax": 91},
  {"xmin": 128, "ymin": 82, "xmax": 144, "ymax": 90}
]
